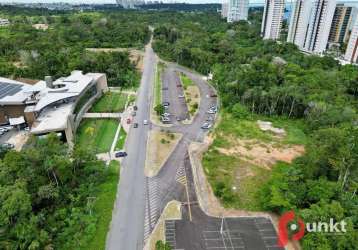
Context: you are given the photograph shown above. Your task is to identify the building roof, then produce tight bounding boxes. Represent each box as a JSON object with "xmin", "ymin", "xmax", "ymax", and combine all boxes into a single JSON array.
[
  {"xmin": 31, "ymin": 103, "xmax": 73, "ymax": 134},
  {"xmin": 0, "ymin": 77, "xmax": 32, "ymax": 105}
]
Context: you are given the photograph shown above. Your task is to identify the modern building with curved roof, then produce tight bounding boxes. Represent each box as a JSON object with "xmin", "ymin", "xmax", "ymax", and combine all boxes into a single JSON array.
[{"xmin": 0, "ymin": 71, "xmax": 108, "ymax": 146}]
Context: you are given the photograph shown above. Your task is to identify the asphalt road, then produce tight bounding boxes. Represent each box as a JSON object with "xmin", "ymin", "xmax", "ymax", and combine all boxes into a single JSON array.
[{"xmin": 106, "ymin": 38, "xmax": 156, "ymax": 250}]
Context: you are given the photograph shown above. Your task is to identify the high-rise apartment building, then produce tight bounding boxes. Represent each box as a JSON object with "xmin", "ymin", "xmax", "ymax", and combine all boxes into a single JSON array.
[
  {"xmin": 287, "ymin": 0, "xmax": 312, "ymax": 49},
  {"xmin": 344, "ymin": 18, "xmax": 358, "ymax": 63},
  {"xmin": 227, "ymin": 0, "xmax": 249, "ymax": 22},
  {"xmin": 329, "ymin": 4, "xmax": 355, "ymax": 44},
  {"xmin": 302, "ymin": 0, "xmax": 336, "ymax": 54},
  {"xmin": 261, "ymin": 0, "xmax": 285, "ymax": 40},
  {"xmin": 222, "ymin": 2, "xmax": 229, "ymax": 19}
]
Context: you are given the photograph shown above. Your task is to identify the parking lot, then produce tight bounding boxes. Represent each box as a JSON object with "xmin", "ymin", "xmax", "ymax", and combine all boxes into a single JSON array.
[{"xmin": 165, "ymin": 204, "xmax": 284, "ymax": 250}]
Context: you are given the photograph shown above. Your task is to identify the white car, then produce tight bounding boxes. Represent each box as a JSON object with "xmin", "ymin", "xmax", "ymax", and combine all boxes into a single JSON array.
[
  {"xmin": 163, "ymin": 113, "xmax": 171, "ymax": 117},
  {"xmin": 201, "ymin": 122, "xmax": 212, "ymax": 129},
  {"xmin": 143, "ymin": 120, "xmax": 149, "ymax": 125}
]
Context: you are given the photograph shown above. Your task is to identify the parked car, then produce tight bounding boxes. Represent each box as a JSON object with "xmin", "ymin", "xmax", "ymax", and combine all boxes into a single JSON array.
[
  {"xmin": 163, "ymin": 113, "xmax": 171, "ymax": 117},
  {"xmin": 162, "ymin": 117, "xmax": 171, "ymax": 123},
  {"xmin": 162, "ymin": 87, "xmax": 169, "ymax": 91},
  {"xmin": 115, "ymin": 151, "xmax": 128, "ymax": 158},
  {"xmin": 178, "ymin": 94, "xmax": 185, "ymax": 98},
  {"xmin": 133, "ymin": 105, "xmax": 138, "ymax": 111},
  {"xmin": 162, "ymin": 102, "xmax": 170, "ymax": 107},
  {"xmin": 207, "ymin": 110, "xmax": 216, "ymax": 114},
  {"xmin": 133, "ymin": 123, "xmax": 138, "ymax": 128},
  {"xmin": 210, "ymin": 93, "xmax": 218, "ymax": 98},
  {"xmin": 126, "ymin": 118, "xmax": 131, "ymax": 124},
  {"xmin": 24, "ymin": 127, "xmax": 30, "ymax": 131},
  {"xmin": 201, "ymin": 122, "xmax": 212, "ymax": 129},
  {"xmin": 132, "ymin": 111, "xmax": 136, "ymax": 116},
  {"xmin": 206, "ymin": 116, "xmax": 214, "ymax": 122},
  {"xmin": 1, "ymin": 143, "xmax": 14, "ymax": 149},
  {"xmin": 143, "ymin": 120, "xmax": 149, "ymax": 125},
  {"xmin": 177, "ymin": 84, "xmax": 182, "ymax": 87}
]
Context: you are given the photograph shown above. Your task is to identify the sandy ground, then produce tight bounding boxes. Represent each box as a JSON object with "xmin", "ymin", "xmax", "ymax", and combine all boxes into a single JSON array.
[
  {"xmin": 144, "ymin": 200, "xmax": 182, "ymax": 250},
  {"xmin": 145, "ymin": 130, "xmax": 182, "ymax": 177},
  {"xmin": 6, "ymin": 131, "xmax": 29, "ymax": 151},
  {"xmin": 216, "ymin": 138, "xmax": 305, "ymax": 169},
  {"xmin": 182, "ymin": 85, "xmax": 200, "ymax": 125}
]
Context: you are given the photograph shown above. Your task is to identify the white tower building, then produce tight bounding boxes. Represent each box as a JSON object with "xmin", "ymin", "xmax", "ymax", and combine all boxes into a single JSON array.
[
  {"xmin": 227, "ymin": 0, "xmax": 249, "ymax": 23},
  {"xmin": 287, "ymin": 0, "xmax": 312, "ymax": 49},
  {"xmin": 344, "ymin": 18, "xmax": 358, "ymax": 63},
  {"xmin": 261, "ymin": 0, "xmax": 286, "ymax": 40},
  {"xmin": 222, "ymin": 2, "xmax": 229, "ymax": 19},
  {"xmin": 302, "ymin": 0, "xmax": 336, "ymax": 54}
]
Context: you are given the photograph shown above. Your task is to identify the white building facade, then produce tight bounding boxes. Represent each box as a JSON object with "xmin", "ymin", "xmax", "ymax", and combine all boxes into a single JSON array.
[
  {"xmin": 344, "ymin": 18, "xmax": 358, "ymax": 63},
  {"xmin": 222, "ymin": 2, "xmax": 229, "ymax": 19},
  {"xmin": 302, "ymin": 0, "xmax": 336, "ymax": 54},
  {"xmin": 261, "ymin": 0, "xmax": 285, "ymax": 40},
  {"xmin": 287, "ymin": 0, "xmax": 312, "ymax": 49},
  {"xmin": 227, "ymin": 0, "xmax": 249, "ymax": 22},
  {"xmin": 0, "ymin": 18, "xmax": 10, "ymax": 26}
]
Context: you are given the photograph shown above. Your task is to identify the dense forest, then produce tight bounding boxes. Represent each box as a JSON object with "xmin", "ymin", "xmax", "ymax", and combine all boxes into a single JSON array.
[
  {"xmin": 0, "ymin": 135, "xmax": 110, "ymax": 249},
  {"xmin": 152, "ymin": 10, "xmax": 358, "ymax": 249},
  {"xmin": 0, "ymin": 10, "xmax": 150, "ymax": 86}
]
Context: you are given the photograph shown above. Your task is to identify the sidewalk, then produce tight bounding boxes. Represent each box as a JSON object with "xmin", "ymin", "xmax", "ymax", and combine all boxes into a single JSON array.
[{"xmin": 83, "ymin": 113, "xmax": 121, "ymax": 119}]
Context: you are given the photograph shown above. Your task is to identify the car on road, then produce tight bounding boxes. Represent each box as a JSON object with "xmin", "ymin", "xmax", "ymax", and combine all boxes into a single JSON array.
[
  {"xmin": 206, "ymin": 116, "xmax": 214, "ymax": 122},
  {"xmin": 162, "ymin": 102, "xmax": 170, "ymax": 107},
  {"xmin": 177, "ymin": 84, "xmax": 182, "ymax": 87},
  {"xmin": 143, "ymin": 120, "xmax": 149, "ymax": 125},
  {"xmin": 178, "ymin": 94, "xmax": 185, "ymax": 98},
  {"xmin": 207, "ymin": 109, "xmax": 216, "ymax": 114},
  {"xmin": 132, "ymin": 111, "xmax": 136, "ymax": 116},
  {"xmin": 133, "ymin": 105, "xmax": 138, "ymax": 111},
  {"xmin": 1, "ymin": 126, "xmax": 13, "ymax": 131},
  {"xmin": 201, "ymin": 122, "xmax": 212, "ymax": 129},
  {"xmin": 115, "ymin": 151, "xmax": 128, "ymax": 158},
  {"xmin": 162, "ymin": 87, "xmax": 168, "ymax": 91},
  {"xmin": 0, "ymin": 128, "xmax": 7, "ymax": 133},
  {"xmin": 163, "ymin": 113, "xmax": 170, "ymax": 117},
  {"xmin": 133, "ymin": 123, "xmax": 138, "ymax": 128},
  {"xmin": 126, "ymin": 118, "xmax": 131, "ymax": 124},
  {"xmin": 210, "ymin": 93, "xmax": 218, "ymax": 98}
]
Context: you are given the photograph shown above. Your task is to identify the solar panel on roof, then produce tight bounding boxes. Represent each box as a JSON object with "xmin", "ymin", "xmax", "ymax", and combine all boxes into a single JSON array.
[{"xmin": 0, "ymin": 82, "xmax": 23, "ymax": 99}]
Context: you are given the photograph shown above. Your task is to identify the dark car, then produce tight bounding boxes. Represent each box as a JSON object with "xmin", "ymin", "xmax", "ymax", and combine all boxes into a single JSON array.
[
  {"xmin": 210, "ymin": 93, "xmax": 218, "ymax": 97},
  {"xmin": 163, "ymin": 102, "xmax": 170, "ymax": 107},
  {"xmin": 177, "ymin": 84, "xmax": 182, "ymax": 87},
  {"xmin": 162, "ymin": 87, "xmax": 169, "ymax": 90},
  {"xmin": 133, "ymin": 123, "xmax": 138, "ymax": 128},
  {"xmin": 133, "ymin": 105, "xmax": 138, "ymax": 111},
  {"xmin": 115, "ymin": 151, "xmax": 128, "ymax": 158}
]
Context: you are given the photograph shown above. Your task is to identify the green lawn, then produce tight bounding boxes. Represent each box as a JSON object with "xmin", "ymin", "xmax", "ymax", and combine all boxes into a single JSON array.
[
  {"xmin": 86, "ymin": 160, "xmax": 120, "ymax": 250},
  {"xmin": 115, "ymin": 127, "xmax": 127, "ymax": 151},
  {"xmin": 90, "ymin": 92, "xmax": 128, "ymax": 113},
  {"xmin": 76, "ymin": 119, "xmax": 118, "ymax": 153},
  {"xmin": 180, "ymin": 73, "xmax": 193, "ymax": 89},
  {"xmin": 203, "ymin": 110, "xmax": 309, "ymax": 210},
  {"xmin": 154, "ymin": 62, "xmax": 164, "ymax": 107}
]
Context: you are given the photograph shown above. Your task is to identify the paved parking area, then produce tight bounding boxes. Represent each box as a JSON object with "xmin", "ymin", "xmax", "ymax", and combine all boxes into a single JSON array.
[{"xmin": 165, "ymin": 205, "xmax": 284, "ymax": 250}]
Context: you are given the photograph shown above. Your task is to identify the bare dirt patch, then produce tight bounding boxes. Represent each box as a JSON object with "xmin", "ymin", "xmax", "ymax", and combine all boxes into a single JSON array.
[
  {"xmin": 145, "ymin": 130, "xmax": 182, "ymax": 177},
  {"xmin": 216, "ymin": 138, "xmax": 305, "ymax": 169},
  {"xmin": 85, "ymin": 48, "xmax": 144, "ymax": 72}
]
